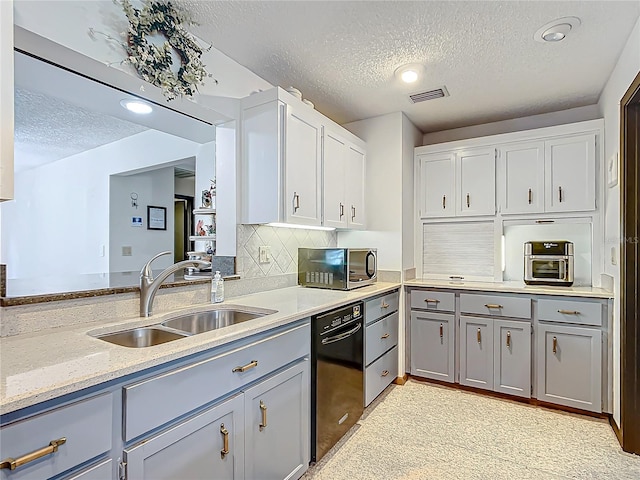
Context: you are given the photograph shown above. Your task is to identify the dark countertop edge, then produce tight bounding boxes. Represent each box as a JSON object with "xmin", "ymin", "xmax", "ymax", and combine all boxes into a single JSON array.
[{"xmin": 0, "ymin": 276, "xmax": 241, "ymax": 307}]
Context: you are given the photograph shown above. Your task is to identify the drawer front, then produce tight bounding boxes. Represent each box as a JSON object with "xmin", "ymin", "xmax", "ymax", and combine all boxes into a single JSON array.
[
  {"xmin": 537, "ymin": 298, "xmax": 603, "ymax": 326},
  {"xmin": 365, "ymin": 312, "xmax": 398, "ymax": 366},
  {"xmin": 0, "ymin": 393, "xmax": 112, "ymax": 480},
  {"xmin": 365, "ymin": 346, "xmax": 398, "ymax": 406},
  {"xmin": 460, "ymin": 294, "xmax": 531, "ymax": 319},
  {"xmin": 410, "ymin": 290, "xmax": 455, "ymax": 312},
  {"xmin": 124, "ymin": 322, "xmax": 310, "ymax": 441},
  {"xmin": 63, "ymin": 459, "xmax": 113, "ymax": 480},
  {"xmin": 365, "ymin": 290, "xmax": 399, "ymax": 325}
]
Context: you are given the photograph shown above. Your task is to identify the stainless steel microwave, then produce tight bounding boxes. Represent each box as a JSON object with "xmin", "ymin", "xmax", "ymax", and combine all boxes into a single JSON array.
[
  {"xmin": 524, "ymin": 241, "xmax": 574, "ymax": 286},
  {"xmin": 298, "ymin": 248, "xmax": 377, "ymax": 290}
]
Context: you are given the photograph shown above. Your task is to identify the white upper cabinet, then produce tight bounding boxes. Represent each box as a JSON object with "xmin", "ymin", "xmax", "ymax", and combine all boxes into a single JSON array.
[
  {"xmin": 545, "ymin": 133, "xmax": 596, "ymax": 213},
  {"xmin": 500, "ymin": 141, "xmax": 545, "ymax": 214},
  {"xmin": 419, "ymin": 152, "xmax": 455, "ymax": 218},
  {"xmin": 322, "ymin": 127, "xmax": 366, "ymax": 229},
  {"xmin": 242, "ymin": 88, "xmax": 365, "ymax": 229},
  {"xmin": 418, "ymin": 148, "xmax": 495, "ymax": 218},
  {"xmin": 456, "ymin": 147, "xmax": 496, "ymax": 216}
]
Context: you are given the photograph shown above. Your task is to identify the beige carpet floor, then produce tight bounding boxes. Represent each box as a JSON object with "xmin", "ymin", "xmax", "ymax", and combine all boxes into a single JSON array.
[{"xmin": 305, "ymin": 379, "xmax": 640, "ymax": 480}]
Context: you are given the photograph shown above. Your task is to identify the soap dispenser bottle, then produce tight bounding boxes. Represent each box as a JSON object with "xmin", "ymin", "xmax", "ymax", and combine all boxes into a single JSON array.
[{"xmin": 212, "ymin": 271, "xmax": 224, "ymax": 303}]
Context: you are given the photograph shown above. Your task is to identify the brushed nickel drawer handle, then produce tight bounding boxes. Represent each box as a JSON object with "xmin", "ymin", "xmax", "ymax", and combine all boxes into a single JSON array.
[
  {"xmin": 381, "ymin": 370, "xmax": 390, "ymax": 377},
  {"xmin": 557, "ymin": 309, "xmax": 580, "ymax": 315},
  {"xmin": 439, "ymin": 323, "xmax": 443, "ymax": 338},
  {"xmin": 232, "ymin": 360, "xmax": 258, "ymax": 373},
  {"xmin": 220, "ymin": 424, "xmax": 229, "ymax": 458},
  {"xmin": 259, "ymin": 400, "xmax": 268, "ymax": 431},
  {"xmin": 552, "ymin": 336, "xmax": 558, "ymax": 354},
  {"xmin": 293, "ymin": 192, "xmax": 300, "ymax": 212},
  {"xmin": 528, "ymin": 188, "xmax": 532, "ymax": 204},
  {"xmin": 424, "ymin": 298, "xmax": 440, "ymax": 304},
  {"xmin": 442, "ymin": 195, "xmax": 446, "ymax": 209},
  {"xmin": 485, "ymin": 304, "xmax": 503, "ymax": 309},
  {"xmin": 381, "ymin": 302, "xmax": 390, "ymax": 309},
  {"xmin": 558, "ymin": 186, "xmax": 563, "ymax": 203},
  {"xmin": 351, "ymin": 205, "xmax": 356, "ymax": 221},
  {"xmin": 381, "ymin": 333, "xmax": 390, "ymax": 339},
  {"xmin": 506, "ymin": 331, "xmax": 511, "ymax": 348},
  {"xmin": 339, "ymin": 203, "xmax": 344, "ymax": 218},
  {"xmin": 466, "ymin": 193, "xmax": 470, "ymax": 208},
  {"xmin": 477, "ymin": 328, "xmax": 482, "ymax": 344},
  {"xmin": 1, "ymin": 438, "xmax": 66, "ymax": 470}
]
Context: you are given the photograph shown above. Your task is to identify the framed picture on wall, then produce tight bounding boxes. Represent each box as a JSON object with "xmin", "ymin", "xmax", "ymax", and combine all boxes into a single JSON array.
[{"xmin": 147, "ymin": 206, "xmax": 166, "ymax": 230}]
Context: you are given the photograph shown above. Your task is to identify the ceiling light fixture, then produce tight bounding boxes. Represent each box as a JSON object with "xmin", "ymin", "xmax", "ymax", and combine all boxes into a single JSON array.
[
  {"xmin": 394, "ymin": 63, "xmax": 424, "ymax": 84},
  {"xmin": 120, "ymin": 99, "xmax": 153, "ymax": 114},
  {"xmin": 534, "ymin": 17, "xmax": 581, "ymax": 43}
]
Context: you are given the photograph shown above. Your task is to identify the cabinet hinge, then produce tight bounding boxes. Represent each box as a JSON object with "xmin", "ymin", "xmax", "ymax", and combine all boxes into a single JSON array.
[{"xmin": 119, "ymin": 460, "xmax": 127, "ymax": 480}]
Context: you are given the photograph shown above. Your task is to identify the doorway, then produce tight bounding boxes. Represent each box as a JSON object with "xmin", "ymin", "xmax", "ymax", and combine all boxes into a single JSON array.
[
  {"xmin": 174, "ymin": 195, "xmax": 194, "ymax": 264},
  {"xmin": 620, "ymin": 70, "xmax": 640, "ymax": 455}
]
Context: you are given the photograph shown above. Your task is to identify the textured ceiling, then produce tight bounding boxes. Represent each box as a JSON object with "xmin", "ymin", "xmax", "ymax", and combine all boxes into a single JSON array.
[
  {"xmin": 14, "ymin": 88, "xmax": 148, "ymax": 173},
  {"xmin": 181, "ymin": 0, "xmax": 640, "ymax": 132}
]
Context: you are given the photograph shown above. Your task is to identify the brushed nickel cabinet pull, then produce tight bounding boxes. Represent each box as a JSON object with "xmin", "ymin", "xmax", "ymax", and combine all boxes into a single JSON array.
[
  {"xmin": 293, "ymin": 192, "xmax": 300, "ymax": 212},
  {"xmin": 528, "ymin": 188, "xmax": 532, "ymax": 204},
  {"xmin": 506, "ymin": 331, "xmax": 511, "ymax": 348},
  {"xmin": 220, "ymin": 424, "xmax": 229, "ymax": 458},
  {"xmin": 351, "ymin": 205, "xmax": 356, "ymax": 221},
  {"xmin": 425, "ymin": 298, "xmax": 440, "ymax": 304},
  {"xmin": 439, "ymin": 323, "xmax": 443, "ymax": 338},
  {"xmin": 259, "ymin": 401, "xmax": 268, "ymax": 431},
  {"xmin": 339, "ymin": 203, "xmax": 344, "ymax": 218},
  {"xmin": 485, "ymin": 304, "xmax": 503, "ymax": 309},
  {"xmin": 442, "ymin": 195, "xmax": 446, "ymax": 209},
  {"xmin": 466, "ymin": 193, "xmax": 470, "ymax": 208},
  {"xmin": 558, "ymin": 186, "xmax": 563, "ymax": 203},
  {"xmin": 557, "ymin": 309, "xmax": 580, "ymax": 315},
  {"xmin": 477, "ymin": 328, "xmax": 482, "ymax": 344},
  {"xmin": 381, "ymin": 370, "xmax": 390, "ymax": 377},
  {"xmin": 381, "ymin": 333, "xmax": 390, "ymax": 339},
  {"xmin": 552, "ymin": 336, "xmax": 558, "ymax": 354},
  {"xmin": 381, "ymin": 302, "xmax": 390, "ymax": 309},
  {"xmin": 1, "ymin": 438, "xmax": 66, "ymax": 470},
  {"xmin": 232, "ymin": 360, "xmax": 258, "ymax": 373}
]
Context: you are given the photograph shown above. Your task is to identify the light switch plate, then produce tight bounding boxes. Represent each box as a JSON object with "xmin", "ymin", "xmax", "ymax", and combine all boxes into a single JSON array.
[{"xmin": 259, "ymin": 246, "xmax": 271, "ymax": 263}]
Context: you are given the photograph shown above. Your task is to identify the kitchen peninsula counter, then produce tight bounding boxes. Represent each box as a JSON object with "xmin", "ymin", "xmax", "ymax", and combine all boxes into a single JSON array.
[
  {"xmin": 0, "ymin": 283, "xmax": 400, "ymax": 416},
  {"xmin": 404, "ymin": 279, "xmax": 613, "ymax": 299}
]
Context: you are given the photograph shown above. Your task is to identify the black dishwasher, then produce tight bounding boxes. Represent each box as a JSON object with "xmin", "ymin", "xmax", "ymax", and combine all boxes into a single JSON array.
[{"xmin": 311, "ymin": 301, "xmax": 364, "ymax": 462}]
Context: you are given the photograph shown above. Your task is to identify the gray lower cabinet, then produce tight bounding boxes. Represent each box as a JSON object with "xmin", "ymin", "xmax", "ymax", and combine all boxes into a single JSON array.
[
  {"xmin": 460, "ymin": 316, "xmax": 531, "ymax": 397},
  {"xmin": 410, "ymin": 311, "xmax": 455, "ymax": 383},
  {"xmin": 244, "ymin": 361, "xmax": 309, "ymax": 480},
  {"xmin": 125, "ymin": 394, "xmax": 244, "ymax": 480},
  {"xmin": 63, "ymin": 459, "xmax": 113, "ymax": 480},
  {"xmin": 536, "ymin": 323, "xmax": 601, "ymax": 412},
  {"xmin": 460, "ymin": 316, "xmax": 494, "ymax": 390}
]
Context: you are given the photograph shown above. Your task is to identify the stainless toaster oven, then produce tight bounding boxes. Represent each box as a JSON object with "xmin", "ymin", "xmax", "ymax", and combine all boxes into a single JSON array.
[{"xmin": 524, "ymin": 241, "xmax": 574, "ymax": 286}]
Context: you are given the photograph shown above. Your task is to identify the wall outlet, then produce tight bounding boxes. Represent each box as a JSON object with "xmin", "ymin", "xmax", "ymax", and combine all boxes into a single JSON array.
[
  {"xmin": 259, "ymin": 246, "xmax": 271, "ymax": 263},
  {"xmin": 122, "ymin": 246, "xmax": 132, "ymax": 256}
]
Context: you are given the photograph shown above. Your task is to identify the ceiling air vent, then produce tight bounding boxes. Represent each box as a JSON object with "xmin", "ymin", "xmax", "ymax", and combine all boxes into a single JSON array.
[{"xmin": 409, "ymin": 86, "xmax": 450, "ymax": 104}]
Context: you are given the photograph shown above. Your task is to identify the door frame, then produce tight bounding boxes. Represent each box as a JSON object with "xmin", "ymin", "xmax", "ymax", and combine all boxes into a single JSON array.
[{"xmin": 620, "ymin": 70, "xmax": 640, "ymax": 455}]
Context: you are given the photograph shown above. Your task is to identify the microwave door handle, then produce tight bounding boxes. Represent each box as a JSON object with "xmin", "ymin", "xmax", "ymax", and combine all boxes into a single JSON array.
[
  {"xmin": 365, "ymin": 251, "xmax": 376, "ymax": 278},
  {"xmin": 321, "ymin": 322, "xmax": 362, "ymax": 345},
  {"xmin": 560, "ymin": 260, "xmax": 566, "ymax": 280}
]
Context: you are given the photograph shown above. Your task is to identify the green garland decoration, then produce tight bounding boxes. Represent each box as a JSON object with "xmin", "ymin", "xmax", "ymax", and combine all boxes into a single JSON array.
[{"xmin": 119, "ymin": 0, "xmax": 216, "ymax": 100}]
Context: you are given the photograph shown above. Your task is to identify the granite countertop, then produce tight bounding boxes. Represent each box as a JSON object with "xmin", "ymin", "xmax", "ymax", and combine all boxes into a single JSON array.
[
  {"xmin": 0, "ymin": 283, "xmax": 400, "ymax": 416},
  {"xmin": 404, "ymin": 279, "xmax": 613, "ymax": 299}
]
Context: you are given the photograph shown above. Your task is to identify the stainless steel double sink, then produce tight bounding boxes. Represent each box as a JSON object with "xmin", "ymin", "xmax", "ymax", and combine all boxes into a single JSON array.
[{"xmin": 94, "ymin": 308, "xmax": 276, "ymax": 348}]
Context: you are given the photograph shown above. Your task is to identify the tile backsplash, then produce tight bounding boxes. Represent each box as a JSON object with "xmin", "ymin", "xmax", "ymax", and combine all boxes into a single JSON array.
[{"xmin": 236, "ymin": 225, "xmax": 337, "ymax": 279}]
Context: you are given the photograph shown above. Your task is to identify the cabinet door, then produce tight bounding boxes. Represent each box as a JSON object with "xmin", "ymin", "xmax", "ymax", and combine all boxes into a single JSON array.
[
  {"xmin": 456, "ymin": 148, "xmax": 495, "ymax": 216},
  {"xmin": 346, "ymin": 144, "xmax": 366, "ymax": 229},
  {"xmin": 125, "ymin": 394, "xmax": 244, "ymax": 480},
  {"xmin": 500, "ymin": 141, "xmax": 544, "ymax": 214},
  {"xmin": 460, "ymin": 316, "xmax": 494, "ymax": 390},
  {"xmin": 322, "ymin": 129, "xmax": 347, "ymax": 228},
  {"xmin": 410, "ymin": 311, "xmax": 455, "ymax": 383},
  {"xmin": 244, "ymin": 361, "xmax": 309, "ymax": 480},
  {"xmin": 493, "ymin": 319, "xmax": 531, "ymax": 398},
  {"xmin": 536, "ymin": 324, "xmax": 602, "ymax": 412},
  {"xmin": 285, "ymin": 104, "xmax": 322, "ymax": 225},
  {"xmin": 419, "ymin": 152, "xmax": 455, "ymax": 218},
  {"xmin": 544, "ymin": 133, "xmax": 596, "ymax": 212}
]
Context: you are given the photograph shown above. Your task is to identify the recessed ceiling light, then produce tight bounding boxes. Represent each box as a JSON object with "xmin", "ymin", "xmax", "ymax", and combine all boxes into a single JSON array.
[
  {"xmin": 395, "ymin": 63, "xmax": 424, "ymax": 84},
  {"xmin": 120, "ymin": 99, "xmax": 153, "ymax": 114},
  {"xmin": 534, "ymin": 17, "xmax": 581, "ymax": 43}
]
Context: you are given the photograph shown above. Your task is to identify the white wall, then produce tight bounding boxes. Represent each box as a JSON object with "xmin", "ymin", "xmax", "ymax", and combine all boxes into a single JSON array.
[
  {"xmin": 1, "ymin": 130, "xmax": 202, "ymax": 277},
  {"xmin": 0, "ymin": 0, "xmax": 14, "ymax": 202},
  {"xmin": 109, "ymin": 167, "xmax": 175, "ymax": 272},
  {"xmin": 402, "ymin": 114, "xmax": 422, "ymax": 274},
  {"xmin": 597, "ymin": 15, "xmax": 640, "ymax": 427},
  {"xmin": 422, "ymin": 105, "xmax": 601, "ymax": 145},
  {"xmin": 174, "ymin": 176, "xmax": 195, "ymax": 197}
]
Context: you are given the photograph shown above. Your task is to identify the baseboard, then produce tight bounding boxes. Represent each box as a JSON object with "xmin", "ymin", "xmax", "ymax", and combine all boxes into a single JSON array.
[
  {"xmin": 393, "ymin": 374, "xmax": 409, "ymax": 385},
  {"xmin": 609, "ymin": 415, "xmax": 623, "ymax": 445}
]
